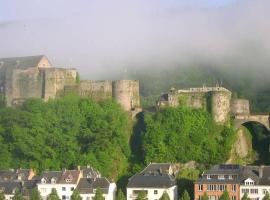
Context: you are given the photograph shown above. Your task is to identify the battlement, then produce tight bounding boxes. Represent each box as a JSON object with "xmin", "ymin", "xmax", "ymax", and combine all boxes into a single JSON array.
[{"xmin": 177, "ymin": 86, "xmax": 230, "ymax": 93}]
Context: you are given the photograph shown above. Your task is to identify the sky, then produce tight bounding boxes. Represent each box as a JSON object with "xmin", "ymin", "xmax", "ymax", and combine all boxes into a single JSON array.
[{"xmin": 0, "ymin": 0, "xmax": 269, "ymax": 79}]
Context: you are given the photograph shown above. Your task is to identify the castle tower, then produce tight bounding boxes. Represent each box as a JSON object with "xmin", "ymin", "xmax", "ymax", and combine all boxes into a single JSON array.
[
  {"xmin": 210, "ymin": 90, "xmax": 232, "ymax": 124},
  {"xmin": 112, "ymin": 80, "xmax": 140, "ymax": 111}
]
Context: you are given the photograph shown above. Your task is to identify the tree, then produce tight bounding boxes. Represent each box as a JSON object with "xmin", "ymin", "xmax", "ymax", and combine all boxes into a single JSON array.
[
  {"xmin": 12, "ymin": 189, "xmax": 24, "ymax": 200},
  {"xmin": 93, "ymin": 188, "xmax": 104, "ymax": 200},
  {"xmin": 30, "ymin": 188, "xmax": 42, "ymax": 200},
  {"xmin": 47, "ymin": 188, "xmax": 60, "ymax": 200},
  {"xmin": 159, "ymin": 191, "xmax": 170, "ymax": 200},
  {"xmin": 136, "ymin": 191, "xmax": 147, "ymax": 200},
  {"xmin": 219, "ymin": 189, "xmax": 230, "ymax": 200},
  {"xmin": 181, "ymin": 190, "xmax": 190, "ymax": 200},
  {"xmin": 263, "ymin": 192, "xmax": 270, "ymax": 200},
  {"xmin": 116, "ymin": 190, "xmax": 125, "ymax": 200},
  {"xmin": 71, "ymin": 190, "xmax": 82, "ymax": 200},
  {"xmin": 202, "ymin": 192, "xmax": 208, "ymax": 200},
  {"xmin": 0, "ymin": 191, "xmax": 5, "ymax": 200}
]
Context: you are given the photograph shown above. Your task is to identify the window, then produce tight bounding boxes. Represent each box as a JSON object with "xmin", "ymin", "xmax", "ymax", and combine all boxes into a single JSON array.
[
  {"xmin": 66, "ymin": 178, "xmax": 72, "ymax": 183},
  {"xmin": 207, "ymin": 175, "xmax": 211, "ymax": 180},
  {"xmin": 199, "ymin": 185, "xmax": 203, "ymax": 191},
  {"xmin": 154, "ymin": 190, "xmax": 158, "ymax": 195},
  {"xmin": 232, "ymin": 185, "xmax": 236, "ymax": 192},
  {"xmin": 62, "ymin": 187, "xmax": 66, "ymax": 191},
  {"xmin": 41, "ymin": 178, "xmax": 47, "ymax": 184},
  {"xmin": 62, "ymin": 195, "xmax": 66, "ymax": 200},
  {"xmin": 71, "ymin": 187, "xmax": 74, "ymax": 191},
  {"xmin": 263, "ymin": 189, "xmax": 267, "ymax": 194},
  {"xmin": 250, "ymin": 189, "xmax": 258, "ymax": 194},
  {"xmin": 218, "ymin": 175, "xmax": 225, "ymax": 180},
  {"xmin": 232, "ymin": 196, "xmax": 236, "ymax": 200},
  {"xmin": 242, "ymin": 189, "xmax": 249, "ymax": 194},
  {"xmin": 199, "ymin": 196, "xmax": 202, "ymax": 200},
  {"xmin": 40, "ymin": 188, "xmax": 47, "ymax": 193},
  {"xmin": 229, "ymin": 175, "xmax": 233, "ymax": 180}
]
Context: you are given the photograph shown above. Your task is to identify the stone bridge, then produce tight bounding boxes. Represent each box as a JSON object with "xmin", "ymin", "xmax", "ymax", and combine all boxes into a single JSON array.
[{"xmin": 234, "ymin": 114, "xmax": 270, "ymax": 130}]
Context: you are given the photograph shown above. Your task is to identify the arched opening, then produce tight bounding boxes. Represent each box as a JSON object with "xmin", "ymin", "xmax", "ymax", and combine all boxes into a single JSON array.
[{"xmin": 241, "ymin": 121, "xmax": 270, "ymax": 164}]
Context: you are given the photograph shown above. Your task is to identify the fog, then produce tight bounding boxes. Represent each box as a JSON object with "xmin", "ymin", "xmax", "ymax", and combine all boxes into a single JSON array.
[{"xmin": 0, "ymin": 0, "xmax": 270, "ymax": 79}]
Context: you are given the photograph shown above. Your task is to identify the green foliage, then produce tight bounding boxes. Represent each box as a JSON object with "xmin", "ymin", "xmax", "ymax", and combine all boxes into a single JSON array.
[
  {"xmin": 263, "ymin": 192, "xmax": 270, "ymax": 200},
  {"xmin": 71, "ymin": 190, "xmax": 82, "ymax": 200},
  {"xmin": 142, "ymin": 107, "xmax": 236, "ymax": 164},
  {"xmin": 202, "ymin": 192, "xmax": 208, "ymax": 200},
  {"xmin": 116, "ymin": 190, "xmax": 125, "ymax": 200},
  {"xmin": 177, "ymin": 168, "xmax": 200, "ymax": 197},
  {"xmin": 136, "ymin": 191, "xmax": 147, "ymax": 200},
  {"xmin": 93, "ymin": 188, "xmax": 104, "ymax": 200},
  {"xmin": 47, "ymin": 188, "xmax": 60, "ymax": 200},
  {"xmin": 30, "ymin": 188, "xmax": 42, "ymax": 200},
  {"xmin": 12, "ymin": 190, "xmax": 24, "ymax": 200},
  {"xmin": 0, "ymin": 191, "xmax": 5, "ymax": 200},
  {"xmin": 219, "ymin": 189, "xmax": 230, "ymax": 200},
  {"xmin": 159, "ymin": 191, "xmax": 170, "ymax": 200},
  {"xmin": 0, "ymin": 95, "xmax": 130, "ymax": 179},
  {"xmin": 180, "ymin": 190, "xmax": 190, "ymax": 200},
  {"xmin": 241, "ymin": 193, "xmax": 251, "ymax": 200}
]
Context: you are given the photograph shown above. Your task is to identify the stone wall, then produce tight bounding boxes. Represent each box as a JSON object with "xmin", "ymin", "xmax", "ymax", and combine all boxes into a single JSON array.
[
  {"xmin": 210, "ymin": 91, "xmax": 232, "ymax": 124},
  {"xmin": 112, "ymin": 80, "xmax": 140, "ymax": 111},
  {"xmin": 43, "ymin": 68, "xmax": 77, "ymax": 101},
  {"xmin": 231, "ymin": 99, "xmax": 250, "ymax": 115},
  {"xmin": 78, "ymin": 80, "xmax": 113, "ymax": 101},
  {"xmin": 5, "ymin": 68, "xmax": 43, "ymax": 106}
]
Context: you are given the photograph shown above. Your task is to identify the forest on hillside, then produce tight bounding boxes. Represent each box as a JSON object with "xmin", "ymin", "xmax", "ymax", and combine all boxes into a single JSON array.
[{"xmin": 0, "ymin": 94, "xmax": 236, "ymax": 183}]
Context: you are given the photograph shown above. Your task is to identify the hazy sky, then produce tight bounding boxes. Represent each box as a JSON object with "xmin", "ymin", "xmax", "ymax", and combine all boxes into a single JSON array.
[{"xmin": 0, "ymin": 0, "xmax": 269, "ymax": 79}]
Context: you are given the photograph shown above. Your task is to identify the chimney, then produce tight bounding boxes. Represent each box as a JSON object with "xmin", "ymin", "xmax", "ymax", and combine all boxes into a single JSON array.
[
  {"xmin": 28, "ymin": 169, "xmax": 36, "ymax": 180},
  {"xmin": 259, "ymin": 166, "xmax": 264, "ymax": 178}
]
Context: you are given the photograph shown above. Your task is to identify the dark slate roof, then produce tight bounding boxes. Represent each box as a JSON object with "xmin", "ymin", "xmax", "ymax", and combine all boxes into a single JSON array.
[
  {"xmin": 259, "ymin": 166, "xmax": 270, "ymax": 185},
  {"xmin": 0, "ymin": 181, "xmax": 22, "ymax": 194},
  {"xmin": 0, "ymin": 170, "xmax": 16, "ymax": 181},
  {"xmin": 127, "ymin": 173, "xmax": 176, "ymax": 188},
  {"xmin": 37, "ymin": 171, "xmax": 62, "ymax": 184},
  {"xmin": 76, "ymin": 178, "xmax": 110, "ymax": 194},
  {"xmin": 0, "ymin": 55, "xmax": 45, "ymax": 70},
  {"xmin": 58, "ymin": 170, "xmax": 80, "ymax": 184},
  {"xmin": 240, "ymin": 166, "xmax": 260, "ymax": 184},
  {"xmin": 204, "ymin": 164, "xmax": 242, "ymax": 175},
  {"xmin": 127, "ymin": 163, "xmax": 176, "ymax": 188}
]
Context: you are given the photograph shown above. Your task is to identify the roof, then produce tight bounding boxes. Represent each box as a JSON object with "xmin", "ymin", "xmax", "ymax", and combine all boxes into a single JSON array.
[
  {"xmin": 37, "ymin": 171, "xmax": 62, "ymax": 184},
  {"xmin": 0, "ymin": 169, "xmax": 33, "ymax": 181},
  {"xmin": 76, "ymin": 178, "xmax": 110, "ymax": 194},
  {"xmin": 0, "ymin": 181, "xmax": 22, "ymax": 194},
  {"xmin": 127, "ymin": 163, "xmax": 176, "ymax": 188},
  {"xmin": 0, "ymin": 55, "xmax": 47, "ymax": 70},
  {"xmin": 58, "ymin": 170, "xmax": 80, "ymax": 184},
  {"xmin": 81, "ymin": 166, "xmax": 101, "ymax": 179},
  {"xmin": 204, "ymin": 164, "xmax": 242, "ymax": 175}
]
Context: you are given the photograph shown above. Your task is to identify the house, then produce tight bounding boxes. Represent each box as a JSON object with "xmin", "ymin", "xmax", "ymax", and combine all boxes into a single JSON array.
[
  {"xmin": 126, "ymin": 163, "xmax": 178, "ymax": 200},
  {"xmin": 36, "ymin": 170, "xmax": 62, "ymax": 200},
  {"xmin": 76, "ymin": 177, "xmax": 116, "ymax": 200},
  {"xmin": 0, "ymin": 169, "xmax": 36, "ymax": 181},
  {"xmin": 239, "ymin": 166, "xmax": 270, "ymax": 200},
  {"xmin": 0, "ymin": 181, "xmax": 22, "ymax": 200},
  {"xmin": 194, "ymin": 164, "xmax": 241, "ymax": 200}
]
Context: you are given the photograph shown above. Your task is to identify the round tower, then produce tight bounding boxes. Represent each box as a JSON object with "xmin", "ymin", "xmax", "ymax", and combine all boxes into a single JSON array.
[
  {"xmin": 112, "ymin": 80, "xmax": 140, "ymax": 111},
  {"xmin": 211, "ymin": 90, "xmax": 232, "ymax": 124},
  {"xmin": 230, "ymin": 99, "xmax": 250, "ymax": 116}
]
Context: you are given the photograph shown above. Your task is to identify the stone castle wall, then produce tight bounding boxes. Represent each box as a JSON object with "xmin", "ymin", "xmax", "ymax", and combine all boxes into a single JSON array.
[{"xmin": 158, "ymin": 87, "xmax": 250, "ymax": 124}]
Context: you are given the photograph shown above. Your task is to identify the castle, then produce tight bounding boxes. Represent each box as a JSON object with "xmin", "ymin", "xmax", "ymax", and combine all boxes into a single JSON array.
[
  {"xmin": 0, "ymin": 55, "xmax": 140, "ymax": 111},
  {"xmin": 157, "ymin": 86, "xmax": 251, "ymax": 124}
]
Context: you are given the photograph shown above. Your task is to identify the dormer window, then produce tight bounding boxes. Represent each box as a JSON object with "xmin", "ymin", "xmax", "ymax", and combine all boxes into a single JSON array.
[
  {"xmin": 41, "ymin": 178, "xmax": 47, "ymax": 184},
  {"xmin": 51, "ymin": 178, "xmax": 56, "ymax": 184},
  {"xmin": 218, "ymin": 175, "xmax": 225, "ymax": 180},
  {"xmin": 65, "ymin": 175, "xmax": 73, "ymax": 183},
  {"xmin": 207, "ymin": 175, "xmax": 211, "ymax": 180},
  {"xmin": 244, "ymin": 178, "xmax": 255, "ymax": 186},
  {"xmin": 229, "ymin": 175, "xmax": 233, "ymax": 180}
]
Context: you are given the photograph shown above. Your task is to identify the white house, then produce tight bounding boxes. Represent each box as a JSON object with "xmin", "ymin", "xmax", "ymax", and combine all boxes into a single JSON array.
[
  {"xmin": 76, "ymin": 177, "xmax": 116, "ymax": 200},
  {"xmin": 127, "ymin": 163, "xmax": 178, "ymax": 200},
  {"xmin": 240, "ymin": 166, "xmax": 270, "ymax": 200}
]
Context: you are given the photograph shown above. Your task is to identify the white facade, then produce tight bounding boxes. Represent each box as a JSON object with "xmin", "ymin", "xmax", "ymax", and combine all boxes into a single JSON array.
[
  {"xmin": 240, "ymin": 178, "xmax": 270, "ymax": 200},
  {"xmin": 80, "ymin": 183, "xmax": 116, "ymax": 200},
  {"xmin": 37, "ymin": 179, "xmax": 76, "ymax": 200},
  {"xmin": 4, "ymin": 194, "xmax": 14, "ymax": 200},
  {"xmin": 126, "ymin": 186, "xmax": 177, "ymax": 200}
]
